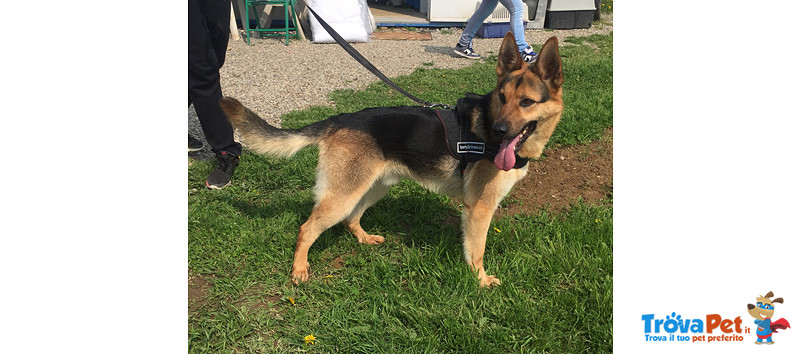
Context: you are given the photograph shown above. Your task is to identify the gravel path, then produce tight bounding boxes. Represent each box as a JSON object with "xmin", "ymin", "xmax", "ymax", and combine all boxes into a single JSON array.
[{"xmin": 189, "ymin": 13, "xmax": 612, "ymax": 159}]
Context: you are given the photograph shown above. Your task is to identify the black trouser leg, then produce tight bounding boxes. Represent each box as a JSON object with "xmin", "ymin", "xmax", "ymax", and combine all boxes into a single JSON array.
[{"xmin": 188, "ymin": 0, "xmax": 241, "ymax": 156}]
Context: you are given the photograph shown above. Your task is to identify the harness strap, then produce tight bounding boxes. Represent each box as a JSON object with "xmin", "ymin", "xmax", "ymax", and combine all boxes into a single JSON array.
[
  {"xmin": 436, "ymin": 104, "xmax": 530, "ymax": 175},
  {"xmin": 457, "ymin": 108, "xmax": 472, "ymax": 174},
  {"xmin": 435, "ymin": 109, "xmax": 458, "ymax": 161}
]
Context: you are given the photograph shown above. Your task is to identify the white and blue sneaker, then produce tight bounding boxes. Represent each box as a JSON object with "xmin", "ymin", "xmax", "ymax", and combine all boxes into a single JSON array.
[
  {"xmin": 454, "ymin": 43, "xmax": 481, "ymax": 59},
  {"xmin": 521, "ymin": 46, "xmax": 538, "ymax": 63}
]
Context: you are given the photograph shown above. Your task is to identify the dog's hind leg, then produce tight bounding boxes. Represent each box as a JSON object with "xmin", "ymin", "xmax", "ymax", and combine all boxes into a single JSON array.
[
  {"xmin": 292, "ymin": 192, "xmax": 364, "ymax": 284},
  {"xmin": 291, "ymin": 135, "xmax": 386, "ymax": 284},
  {"xmin": 343, "ymin": 182, "xmax": 392, "ymax": 245}
]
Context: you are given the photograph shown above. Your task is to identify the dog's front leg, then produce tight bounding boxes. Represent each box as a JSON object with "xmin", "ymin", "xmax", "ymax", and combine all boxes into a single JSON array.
[
  {"xmin": 461, "ymin": 200, "xmax": 501, "ymax": 287},
  {"xmin": 461, "ymin": 161, "xmax": 524, "ymax": 287}
]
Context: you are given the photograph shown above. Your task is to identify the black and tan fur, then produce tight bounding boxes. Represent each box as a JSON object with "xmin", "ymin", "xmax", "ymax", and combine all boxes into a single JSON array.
[{"xmin": 220, "ymin": 33, "xmax": 564, "ymax": 287}]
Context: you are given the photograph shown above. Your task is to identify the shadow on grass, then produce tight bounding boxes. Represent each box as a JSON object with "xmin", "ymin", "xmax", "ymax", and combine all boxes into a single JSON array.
[
  {"xmin": 223, "ymin": 193, "xmax": 314, "ymax": 223},
  {"xmin": 355, "ymin": 191, "xmax": 464, "ymax": 253},
  {"xmin": 219, "ymin": 177, "xmax": 466, "ymax": 260}
]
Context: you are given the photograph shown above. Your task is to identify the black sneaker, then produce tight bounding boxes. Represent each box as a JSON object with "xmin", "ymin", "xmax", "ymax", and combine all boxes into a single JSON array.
[
  {"xmin": 206, "ymin": 151, "xmax": 240, "ymax": 189},
  {"xmin": 454, "ymin": 43, "xmax": 481, "ymax": 59},
  {"xmin": 189, "ymin": 135, "xmax": 204, "ymax": 152}
]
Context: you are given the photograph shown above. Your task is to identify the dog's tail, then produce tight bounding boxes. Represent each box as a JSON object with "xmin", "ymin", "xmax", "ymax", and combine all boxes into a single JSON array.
[{"xmin": 219, "ymin": 97, "xmax": 331, "ymax": 158}]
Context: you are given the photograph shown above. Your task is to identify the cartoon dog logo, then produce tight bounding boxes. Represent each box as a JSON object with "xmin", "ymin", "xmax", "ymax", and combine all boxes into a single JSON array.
[{"xmin": 747, "ymin": 291, "xmax": 791, "ymax": 344}]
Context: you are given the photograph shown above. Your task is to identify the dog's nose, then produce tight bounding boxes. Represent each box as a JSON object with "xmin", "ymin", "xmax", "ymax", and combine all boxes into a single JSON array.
[
  {"xmin": 492, "ymin": 122, "xmax": 509, "ymax": 137},
  {"xmin": 747, "ymin": 304, "xmax": 755, "ymax": 310}
]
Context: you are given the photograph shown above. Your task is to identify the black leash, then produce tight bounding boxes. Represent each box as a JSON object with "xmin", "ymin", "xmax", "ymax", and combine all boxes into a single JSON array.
[{"xmin": 300, "ymin": 0, "xmax": 451, "ymax": 109}]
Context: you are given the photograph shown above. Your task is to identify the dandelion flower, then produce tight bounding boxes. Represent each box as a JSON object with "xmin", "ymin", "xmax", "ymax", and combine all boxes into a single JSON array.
[
  {"xmin": 493, "ymin": 227, "xmax": 501, "ymax": 233},
  {"xmin": 304, "ymin": 334, "xmax": 316, "ymax": 345},
  {"xmin": 288, "ymin": 297, "xmax": 296, "ymax": 305}
]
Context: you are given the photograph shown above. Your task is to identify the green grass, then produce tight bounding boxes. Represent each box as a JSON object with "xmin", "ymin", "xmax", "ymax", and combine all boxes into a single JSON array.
[
  {"xmin": 189, "ymin": 33, "xmax": 612, "ymax": 352},
  {"xmin": 600, "ymin": 0, "xmax": 613, "ymax": 14}
]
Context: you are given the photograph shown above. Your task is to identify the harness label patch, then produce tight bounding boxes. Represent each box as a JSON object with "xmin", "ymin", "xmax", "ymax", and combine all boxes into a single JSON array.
[{"xmin": 457, "ymin": 142, "xmax": 485, "ymax": 154}]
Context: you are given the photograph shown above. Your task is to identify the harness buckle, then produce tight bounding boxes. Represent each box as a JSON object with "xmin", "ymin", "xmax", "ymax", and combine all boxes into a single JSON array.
[{"xmin": 426, "ymin": 103, "xmax": 453, "ymax": 110}]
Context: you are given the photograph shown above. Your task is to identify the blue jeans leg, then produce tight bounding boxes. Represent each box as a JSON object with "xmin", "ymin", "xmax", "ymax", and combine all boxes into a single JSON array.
[
  {"xmin": 458, "ymin": 0, "xmax": 530, "ymax": 53},
  {"xmin": 499, "ymin": 0, "xmax": 530, "ymax": 52},
  {"xmin": 458, "ymin": 0, "xmax": 499, "ymax": 48}
]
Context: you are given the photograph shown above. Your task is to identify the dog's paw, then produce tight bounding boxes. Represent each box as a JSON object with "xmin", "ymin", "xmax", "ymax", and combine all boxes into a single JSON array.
[
  {"xmin": 479, "ymin": 275, "xmax": 501, "ymax": 288},
  {"xmin": 357, "ymin": 234, "xmax": 385, "ymax": 245},
  {"xmin": 291, "ymin": 262, "xmax": 310, "ymax": 284}
]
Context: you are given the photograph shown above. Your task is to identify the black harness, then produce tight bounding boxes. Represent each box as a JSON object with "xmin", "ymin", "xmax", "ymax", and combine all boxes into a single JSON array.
[
  {"xmin": 434, "ymin": 103, "xmax": 528, "ymax": 175},
  {"xmin": 299, "ymin": 6, "xmax": 529, "ymax": 175}
]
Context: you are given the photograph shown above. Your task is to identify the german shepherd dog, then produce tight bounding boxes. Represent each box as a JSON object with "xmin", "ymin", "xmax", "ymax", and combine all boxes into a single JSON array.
[{"xmin": 220, "ymin": 33, "xmax": 563, "ymax": 287}]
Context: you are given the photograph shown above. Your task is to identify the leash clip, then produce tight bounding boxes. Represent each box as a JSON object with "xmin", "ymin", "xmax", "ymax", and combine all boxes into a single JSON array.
[{"xmin": 425, "ymin": 103, "xmax": 453, "ymax": 110}]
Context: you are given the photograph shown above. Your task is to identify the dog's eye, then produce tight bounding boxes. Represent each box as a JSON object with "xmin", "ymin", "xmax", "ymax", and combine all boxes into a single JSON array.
[
  {"xmin": 499, "ymin": 92, "xmax": 506, "ymax": 103},
  {"xmin": 520, "ymin": 98, "xmax": 535, "ymax": 107}
]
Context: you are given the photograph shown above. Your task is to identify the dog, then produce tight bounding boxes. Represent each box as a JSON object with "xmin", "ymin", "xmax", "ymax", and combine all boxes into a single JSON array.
[
  {"xmin": 747, "ymin": 291, "xmax": 791, "ymax": 344},
  {"xmin": 219, "ymin": 33, "xmax": 564, "ymax": 287}
]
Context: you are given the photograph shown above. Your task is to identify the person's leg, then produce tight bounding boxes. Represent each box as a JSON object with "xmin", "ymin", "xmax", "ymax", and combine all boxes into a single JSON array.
[
  {"xmin": 498, "ymin": 0, "xmax": 530, "ymax": 52},
  {"xmin": 204, "ymin": 0, "xmax": 231, "ymax": 70},
  {"xmin": 457, "ymin": 0, "xmax": 499, "ymax": 48},
  {"xmin": 189, "ymin": 0, "xmax": 242, "ymax": 189},
  {"xmin": 188, "ymin": 0, "xmax": 241, "ymax": 157}
]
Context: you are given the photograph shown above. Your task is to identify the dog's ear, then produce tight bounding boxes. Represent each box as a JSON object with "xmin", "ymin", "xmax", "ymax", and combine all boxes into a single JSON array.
[
  {"xmin": 765, "ymin": 291, "xmax": 774, "ymax": 298},
  {"xmin": 496, "ymin": 32, "xmax": 523, "ymax": 78},
  {"xmin": 773, "ymin": 297, "xmax": 784, "ymax": 304},
  {"xmin": 531, "ymin": 36, "xmax": 563, "ymax": 90}
]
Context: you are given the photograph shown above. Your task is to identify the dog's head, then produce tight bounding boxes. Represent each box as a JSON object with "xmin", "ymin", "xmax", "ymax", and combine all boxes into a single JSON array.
[
  {"xmin": 747, "ymin": 291, "xmax": 783, "ymax": 320},
  {"xmin": 489, "ymin": 33, "xmax": 564, "ymax": 170}
]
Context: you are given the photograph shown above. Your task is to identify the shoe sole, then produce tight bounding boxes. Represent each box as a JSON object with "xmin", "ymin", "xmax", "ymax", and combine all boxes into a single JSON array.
[
  {"xmin": 188, "ymin": 146, "xmax": 203, "ymax": 152},
  {"xmin": 522, "ymin": 56, "xmax": 538, "ymax": 64},
  {"xmin": 453, "ymin": 49, "xmax": 480, "ymax": 59},
  {"xmin": 206, "ymin": 180, "xmax": 231, "ymax": 190}
]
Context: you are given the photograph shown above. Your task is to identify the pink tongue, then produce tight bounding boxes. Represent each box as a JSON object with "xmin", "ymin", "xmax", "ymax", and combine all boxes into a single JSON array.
[{"xmin": 494, "ymin": 134, "xmax": 522, "ymax": 171}]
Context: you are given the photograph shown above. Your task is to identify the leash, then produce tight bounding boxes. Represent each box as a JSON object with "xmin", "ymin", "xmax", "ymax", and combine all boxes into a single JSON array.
[{"xmin": 300, "ymin": 0, "xmax": 451, "ymax": 109}]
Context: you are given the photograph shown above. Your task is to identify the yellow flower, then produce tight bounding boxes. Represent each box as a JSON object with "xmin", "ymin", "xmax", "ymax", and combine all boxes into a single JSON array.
[
  {"xmin": 493, "ymin": 227, "xmax": 501, "ymax": 233},
  {"xmin": 304, "ymin": 334, "xmax": 316, "ymax": 345},
  {"xmin": 288, "ymin": 297, "xmax": 296, "ymax": 305},
  {"xmin": 324, "ymin": 275, "xmax": 333, "ymax": 279},
  {"xmin": 595, "ymin": 219, "xmax": 602, "ymax": 224}
]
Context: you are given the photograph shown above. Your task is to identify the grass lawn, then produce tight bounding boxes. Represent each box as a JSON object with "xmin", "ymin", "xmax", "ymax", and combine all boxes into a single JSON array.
[{"xmin": 189, "ymin": 33, "xmax": 612, "ymax": 352}]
